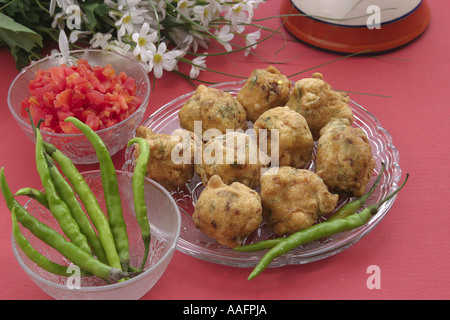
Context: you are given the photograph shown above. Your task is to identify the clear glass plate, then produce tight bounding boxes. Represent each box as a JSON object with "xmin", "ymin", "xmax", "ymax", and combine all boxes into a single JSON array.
[{"xmin": 122, "ymin": 80, "xmax": 402, "ymax": 268}]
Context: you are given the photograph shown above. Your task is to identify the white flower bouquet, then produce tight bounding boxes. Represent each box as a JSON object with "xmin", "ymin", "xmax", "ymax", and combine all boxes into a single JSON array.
[{"xmin": 0, "ymin": 0, "xmax": 270, "ymax": 81}]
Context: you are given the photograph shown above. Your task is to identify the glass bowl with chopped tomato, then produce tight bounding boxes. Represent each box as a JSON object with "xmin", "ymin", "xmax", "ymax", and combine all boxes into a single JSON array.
[{"xmin": 8, "ymin": 50, "xmax": 150, "ymax": 164}]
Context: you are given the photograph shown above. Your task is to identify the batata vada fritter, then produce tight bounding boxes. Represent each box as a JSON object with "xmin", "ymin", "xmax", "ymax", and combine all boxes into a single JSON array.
[
  {"xmin": 315, "ymin": 118, "xmax": 376, "ymax": 198},
  {"xmin": 178, "ymin": 84, "xmax": 248, "ymax": 138},
  {"xmin": 194, "ymin": 131, "xmax": 263, "ymax": 189},
  {"xmin": 286, "ymin": 72, "xmax": 353, "ymax": 139},
  {"xmin": 236, "ymin": 65, "xmax": 291, "ymax": 122},
  {"xmin": 260, "ymin": 167, "xmax": 339, "ymax": 236},
  {"xmin": 134, "ymin": 126, "xmax": 201, "ymax": 191},
  {"xmin": 253, "ymin": 106, "xmax": 314, "ymax": 168},
  {"xmin": 192, "ymin": 175, "xmax": 263, "ymax": 248}
]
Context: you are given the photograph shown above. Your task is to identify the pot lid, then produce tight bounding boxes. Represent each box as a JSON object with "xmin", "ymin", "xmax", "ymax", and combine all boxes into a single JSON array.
[{"xmin": 281, "ymin": 0, "xmax": 431, "ymax": 54}]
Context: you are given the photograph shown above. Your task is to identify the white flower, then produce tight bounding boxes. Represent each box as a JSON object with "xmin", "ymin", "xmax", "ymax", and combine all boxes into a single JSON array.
[
  {"xmin": 167, "ymin": 28, "xmax": 192, "ymax": 49},
  {"xmin": 193, "ymin": 4, "xmax": 214, "ymax": 27},
  {"xmin": 52, "ymin": 30, "xmax": 72, "ymax": 65},
  {"xmin": 49, "ymin": 0, "xmax": 57, "ymax": 15},
  {"xmin": 105, "ymin": 40, "xmax": 132, "ymax": 56},
  {"xmin": 245, "ymin": 0, "xmax": 265, "ymax": 10},
  {"xmin": 225, "ymin": 3, "xmax": 253, "ymax": 32},
  {"xmin": 244, "ymin": 28, "xmax": 261, "ymax": 56},
  {"xmin": 90, "ymin": 32, "xmax": 113, "ymax": 50},
  {"xmin": 106, "ymin": 0, "xmax": 141, "ymax": 12},
  {"xmin": 176, "ymin": 0, "xmax": 195, "ymax": 21},
  {"xmin": 148, "ymin": 43, "xmax": 183, "ymax": 78},
  {"xmin": 116, "ymin": 13, "xmax": 136, "ymax": 40},
  {"xmin": 51, "ymin": 12, "xmax": 65, "ymax": 29},
  {"xmin": 66, "ymin": 4, "xmax": 82, "ymax": 30},
  {"xmin": 155, "ymin": 0, "xmax": 168, "ymax": 19},
  {"xmin": 53, "ymin": 29, "xmax": 69, "ymax": 55},
  {"xmin": 113, "ymin": 7, "xmax": 147, "ymax": 40},
  {"xmin": 190, "ymin": 54, "xmax": 207, "ymax": 79},
  {"xmin": 132, "ymin": 22, "xmax": 157, "ymax": 62},
  {"xmin": 215, "ymin": 25, "xmax": 234, "ymax": 52},
  {"xmin": 189, "ymin": 25, "xmax": 210, "ymax": 52},
  {"xmin": 69, "ymin": 30, "xmax": 91, "ymax": 43},
  {"xmin": 190, "ymin": 35, "xmax": 209, "ymax": 53},
  {"xmin": 50, "ymin": 0, "xmax": 76, "ymax": 16}
]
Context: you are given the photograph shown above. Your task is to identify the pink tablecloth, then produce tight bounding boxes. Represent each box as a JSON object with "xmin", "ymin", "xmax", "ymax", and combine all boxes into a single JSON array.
[{"xmin": 1, "ymin": 0, "xmax": 449, "ymax": 300}]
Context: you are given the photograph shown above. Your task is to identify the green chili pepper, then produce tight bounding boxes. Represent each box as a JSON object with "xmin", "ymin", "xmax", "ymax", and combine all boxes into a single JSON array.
[
  {"xmin": 11, "ymin": 207, "xmax": 75, "ymax": 277},
  {"xmin": 35, "ymin": 129, "xmax": 92, "ymax": 254},
  {"xmin": 28, "ymin": 113, "xmax": 119, "ymax": 269},
  {"xmin": 127, "ymin": 137, "xmax": 151, "ymax": 270},
  {"xmin": 235, "ymin": 163, "xmax": 387, "ymax": 253},
  {"xmin": 327, "ymin": 162, "xmax": 386, "ymax": 222},
  {"xmin": 1, "ymin": 168, "xmax": 136, "ymax": 282},
  {"xmin": 45, "ymin": 152, "xmax": 108, "ymax": 264},
  {"xmin": 233, "ymin": 238, "xmax": 285, "ymax": 253},
  {"xmin": 44, "ymin": 142, "xmax": 122, "ymax": 271},
  {"xmin": 247, "ymin": 173, "xmax": 409, "ymax": 280},
  {"xmin": 14, "ymin": 203, "xmax": 129, "ymax": 282},
  {"xmin": 65, "ymin": 117, "xmax": 130, "ymax": 271},
  {"xmin": 15, "ymin": 187, "xmax": 49, "ymax": 209}
]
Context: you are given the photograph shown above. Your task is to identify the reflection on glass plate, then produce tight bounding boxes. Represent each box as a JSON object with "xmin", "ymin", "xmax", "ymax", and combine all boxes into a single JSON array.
[{"xmin": 122, "ymin": 81, "xmax": 401, "ymax": 268}]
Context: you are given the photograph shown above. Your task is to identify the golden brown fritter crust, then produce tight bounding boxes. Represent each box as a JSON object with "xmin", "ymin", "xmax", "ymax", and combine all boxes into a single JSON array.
[
  {"xmin": 286, "ymin": 73, "xmax": 353, "ymax": 139},
  {"xmin": 134, "ymin": 126, "xmax": 201, "ymax": 191},
  {"xmin": 194, "ymin": 131, "xmax": 263, "ymax": 189},
  {"xmin": 315, "ymin": 118, "xmax": 375, "ymax": 197},
  {"xmin": 192, "ymin": 175, "xmax": 263, "ymax": 248},
  {"xmin": 178, "ymin": 84, "xmax": 248, "ymax": 137},
  {"xmin": 260, "ymin": 166, "xmax": 338, "ymax": 236},
  {"xmin": 236, "ymin": 65, "xmax": 291, "ymax": 122},
  {"xmin": 253, "ymin": 106, "xmax": 314, "ymax": 168}
]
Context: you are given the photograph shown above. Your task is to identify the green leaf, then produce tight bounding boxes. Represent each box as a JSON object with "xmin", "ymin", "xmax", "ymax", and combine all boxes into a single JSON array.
[
  {"xmin": 84, "ymin": 3, "xmax": 100, "ymax": 29},
  {"xmin": 93, "ymin": 3, "xmax": 109, "ymax": 17},
  {"xmin": 0, "ymin": 12, "xmax": 43, "ymax": 52},
  {"xmin": 11, "ymin": 47, "xmax": 34, "ymax": 69},
  {"xmin": 84, "ymin": 2, "xmax": 109, "ymax": 29}
]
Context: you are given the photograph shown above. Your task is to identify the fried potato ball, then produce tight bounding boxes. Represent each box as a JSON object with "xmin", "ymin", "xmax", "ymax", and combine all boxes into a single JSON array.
[
  {"xmin": 286, "ymin": 72, "xmax": 353, "ymax": 139},
  {"xmin": 134, "ymin": 126, "xmax": 201, "ymax": 191},
  {"xmin": 236, "ymin": 65, "xmax": 291, "ymax": 122},
  {"xmin": 253, "ymin": 106, "xmax": 314, "ymax": 168},
  {"xmin": 260, "ymin": 166, "xmax": 339, "ymax": 236},
  {"xmin": 315, "ymin": 118, "xmax": 375, "ymax": 197},
  {"xmin": 192, "ymin": 175, "xmax": 263, "ymax": 248},
  {"xmin": 195, "ymin": 131, "xmax": 263, "ymax": 189},
  {"xmin": 178, "ymin": 84, "xmax": 248, "ymax": 137}
]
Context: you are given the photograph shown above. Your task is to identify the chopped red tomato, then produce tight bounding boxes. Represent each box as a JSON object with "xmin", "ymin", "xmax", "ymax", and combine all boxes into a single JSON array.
[{"xmin": 21, "ymin": 59, "xmax": 144, "ymax": 134}]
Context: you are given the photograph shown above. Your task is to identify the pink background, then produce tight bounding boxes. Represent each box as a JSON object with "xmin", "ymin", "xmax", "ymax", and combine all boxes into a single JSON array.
[{"xmin": 1, "ymin": 0, "xmax": 448, "ymax": 300}]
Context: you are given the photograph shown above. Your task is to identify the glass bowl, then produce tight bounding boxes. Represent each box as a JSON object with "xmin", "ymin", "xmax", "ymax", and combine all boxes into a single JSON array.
[
  {"xmin": 8, "ymin": 49, "xmax": 150, "ymax": 164},
  {"xmin": 122, "ymin": 80, "xmax": 402, "ymax": 268},
  {"xmin": 12, "ymin": 170, "xmax": 181, "ymax": 300}
]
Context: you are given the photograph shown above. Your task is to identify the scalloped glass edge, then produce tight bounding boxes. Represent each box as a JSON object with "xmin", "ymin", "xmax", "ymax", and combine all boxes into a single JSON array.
[{"xmin": 123, "ymin": 80, "xmax": 401, "ymax": 268}]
